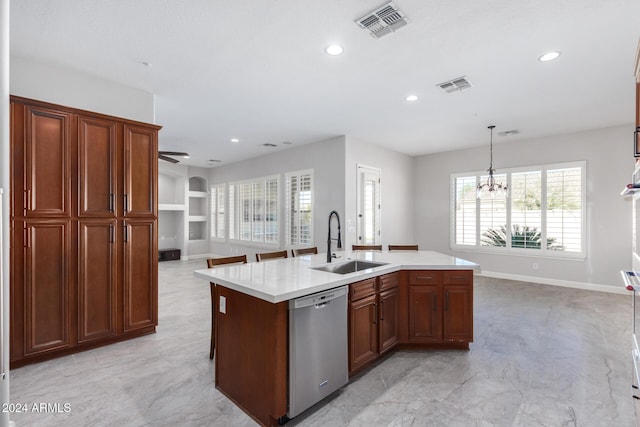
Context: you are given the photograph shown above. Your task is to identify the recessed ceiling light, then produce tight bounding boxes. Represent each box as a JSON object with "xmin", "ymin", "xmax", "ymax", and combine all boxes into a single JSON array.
[
  {"xmin": 230, "ymin": 138, "xmax": 239, "ymax": 143},
  {"xmin": 142, "ymin": 61, "xmax": 153, "ymax": 67},
  {"xmin": 325, "ymin": 45, "xmax": 344, "ymax": 56},
  {"xmin": 405, "ymin": 95, "xmax": 418, "ymax": 102},
  {"xmin": 538, "ymin": 51, "xmax": 561, "ymax": 62}
]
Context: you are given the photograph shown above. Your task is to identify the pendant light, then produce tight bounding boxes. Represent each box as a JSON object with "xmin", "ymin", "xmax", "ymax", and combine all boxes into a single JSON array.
[{"xmin": 476, "ymin": 125, "xmax": 508, "ymax": 198}]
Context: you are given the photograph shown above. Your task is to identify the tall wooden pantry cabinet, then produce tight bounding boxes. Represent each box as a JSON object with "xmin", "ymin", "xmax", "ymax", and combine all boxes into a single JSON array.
[{"xmin": 9, "ymin": 96, "xmax": 160, "ymax": 367}]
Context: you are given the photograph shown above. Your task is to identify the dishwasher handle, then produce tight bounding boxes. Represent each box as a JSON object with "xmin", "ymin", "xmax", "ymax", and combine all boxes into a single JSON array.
[{"xmin": 290, "ymin": 286, "xmax": 348, "ymax": 310}]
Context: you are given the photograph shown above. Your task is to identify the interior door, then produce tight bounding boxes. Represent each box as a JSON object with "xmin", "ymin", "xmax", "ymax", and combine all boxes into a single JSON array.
[{"xmin": 356, "ymin": 165, "xmax": 381, "ymax": 245}]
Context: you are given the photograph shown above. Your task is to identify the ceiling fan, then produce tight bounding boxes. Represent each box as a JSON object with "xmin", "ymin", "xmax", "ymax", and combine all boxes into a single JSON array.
[{"xmin": 158, "ymin": 151, "xmax": 190, "ymax": 163}]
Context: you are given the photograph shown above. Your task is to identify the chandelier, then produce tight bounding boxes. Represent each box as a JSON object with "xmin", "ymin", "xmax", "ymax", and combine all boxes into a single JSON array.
[{"xmin": 476, "ymin": 125, "xmax": 508, "ymax": 198}]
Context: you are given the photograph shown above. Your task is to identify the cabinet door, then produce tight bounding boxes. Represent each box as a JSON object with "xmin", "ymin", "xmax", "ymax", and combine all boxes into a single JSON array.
[
  {"xmin": 22, "ymin": 220, "xmax": 72, "ymax": 355},
  {"xmin": 123, "ymin": 219, "xmax": 158, "ymax": 331},
  {"xmin": 123, "ymin": 124, "xmax": 157, "ymax": 217},
  {"xmin": 408, "ymin": 285, "xmax": 442, "ymax": 342},
  {"xmin": 78, "ymin": 116, "xmax": 117, "ymax": 217},
  {"xmin": 379, "ymin": 287, "xmax": 399, "ymax": 354},
  {"xmin": 19, "ymin": 105, "xmax": 72, "ymax": 217},
  {"xmin": 443, "ymin": 285, "xmax": 473, "ymax": 342},
  {"xmin": 78, "ymin": 219, "xmax": 117, "ymax": 343},
  {"xmin": 349, "ymin": 294, "xmax": 378, "ymax": 374}
]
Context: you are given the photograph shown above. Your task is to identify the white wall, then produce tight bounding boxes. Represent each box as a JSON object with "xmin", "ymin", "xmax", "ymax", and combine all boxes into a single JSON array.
[
  {"xmin": 10, "ymin": 55, "xmax": 155, "ymax": 123},
  {"xmin": 208, "ymin": 136, "xmax": 346, "ymax": 260},
  {"xmin": 344, "ymin": 136, "xmax": 415, "ymax": 250},
  {"xmin": 1, "ymin": 0, "xmax": 10, "ymax": 424},
  {"xmin": 413, "ymin": 125, "xmax": 632, "ymax": 289}
]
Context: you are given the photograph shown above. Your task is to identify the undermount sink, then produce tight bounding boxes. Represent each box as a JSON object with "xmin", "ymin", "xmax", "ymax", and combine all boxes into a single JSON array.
[{"xmin": 311, "ymin": 260, "xmax": 388, "ymax": 275}]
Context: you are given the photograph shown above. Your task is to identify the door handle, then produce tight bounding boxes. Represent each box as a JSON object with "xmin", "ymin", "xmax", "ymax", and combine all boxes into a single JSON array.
[
  {"xmin": 123, "ymin": 222, "xmax": 128, "ymax": 243},
  {"xmin": 110, "ymin": 224, "xmax": 114, "ymax": 243},
  {"xmin": 24, "ymin": 189, "xmax": 31, "ymax": 213},
  {"xmin": 372, "ymin": 303, "xmax": 377, "ymax": 325},
  {"xmin": 24, "ymin": 225, "xmax": 31, "ymax": 248},
  {"xmin": 635, "ymin": 127, "xmax": 640, "ymax": 156},
  {"xmin": 123, "ymin": 194, "xmax": 128, "ymax": 213},
  {"xmin": 109, "ymin": 193, "xmax": 114, "ymax": 212},
  {"xmin": 380, "ymin": 300, "xmax": 385, "ymax": 321}
]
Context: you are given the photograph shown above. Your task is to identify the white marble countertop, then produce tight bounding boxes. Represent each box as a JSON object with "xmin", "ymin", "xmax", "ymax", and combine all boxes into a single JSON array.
[{"xmin": 193, "ymin": 250, "xmax": 479, "ymax": 303}]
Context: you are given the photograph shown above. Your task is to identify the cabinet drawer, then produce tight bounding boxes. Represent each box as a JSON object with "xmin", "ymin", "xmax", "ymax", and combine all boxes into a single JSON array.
[
  {"xmin": 379, "ymin": 272, "xmax": 399, "ymax": 291},
  {"xmin": 443, "ymin": 270, "xmax": 473, "ymax": 285},
  {"xmin": 350, "ymin": 278, "xmax": 377, "ymax": 301},
  {"xmin": 408, "ymin": 271, "xmax": 441, "ymax": 285}
]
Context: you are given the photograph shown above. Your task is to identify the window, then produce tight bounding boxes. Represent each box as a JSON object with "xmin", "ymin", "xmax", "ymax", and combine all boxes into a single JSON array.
[
  {"xmin": 285, "ymin": 170, "xmax": 314, "ymax": 247},
  {"xmin": 451, "ymin": 161, "xmax": 585, "ymax": 258},
  {"xmin": 229, "ymin": 175, "xmax": 279, "ymax": 245},
  {"xmin": 210, "ymin": 183, "xmax": 225, "ymax": 240},
  {"xmin": 357, "ymin": 165, "xmax": 381, "ymax": 245}
]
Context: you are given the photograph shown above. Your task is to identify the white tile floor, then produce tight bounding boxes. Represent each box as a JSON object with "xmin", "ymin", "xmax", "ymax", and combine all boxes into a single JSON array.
[{"xmin": 8, "ymin": 259, "xmax": 636, "ymax": 426}]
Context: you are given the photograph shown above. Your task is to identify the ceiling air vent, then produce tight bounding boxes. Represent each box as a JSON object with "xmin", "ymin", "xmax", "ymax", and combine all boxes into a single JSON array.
[
  {"xmin": 356, "ymin": 2, "xmax": 409, "ymax": 39},
  {"xmin": 262, "ymin": 143, "xmax": 277, "ymax": 147},
  {"xmin": 436, "ymin": 76, "xmax": 472, "ymax": 93},
  {"xmin": 498, "ymin": 130, "xmax": 520, "ymax": 137}
]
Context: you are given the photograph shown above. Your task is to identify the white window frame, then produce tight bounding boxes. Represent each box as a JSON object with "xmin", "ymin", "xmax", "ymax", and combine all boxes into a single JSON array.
[
  {"xmin": 228, "ymin": 175, "xmax": 280, "ymax": 247},
  {"xmin": 450, "ymin": 160, "xmax": 586, "ymax": 259},
  {"xmin": 209, "ymin": 183, "xmax": 226, "ymax": 241},
  {"xmin": 285, "ymin": 169, "xmax": 314, "ymax": 248}
]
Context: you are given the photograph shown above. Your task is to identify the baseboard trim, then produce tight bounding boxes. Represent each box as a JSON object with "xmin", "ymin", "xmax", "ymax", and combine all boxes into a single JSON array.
[
  {"xmin": 477, "ymin": 270, "xmax": 628, "ymax": 295},
  {"xmin": 180, "ymin": 253, "xmax": 216, "ymax": 261}
]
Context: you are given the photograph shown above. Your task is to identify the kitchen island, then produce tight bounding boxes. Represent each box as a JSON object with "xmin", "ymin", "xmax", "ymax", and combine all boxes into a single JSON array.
[{"xmin": 194, "ymin": 251, "xmax": 478, "ymax": 426}]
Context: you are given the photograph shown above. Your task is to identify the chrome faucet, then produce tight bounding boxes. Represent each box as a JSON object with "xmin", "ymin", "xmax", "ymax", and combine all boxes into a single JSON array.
[{"xmin": 327, "ymin": 210, "xmax": 342, "ymax": 263}]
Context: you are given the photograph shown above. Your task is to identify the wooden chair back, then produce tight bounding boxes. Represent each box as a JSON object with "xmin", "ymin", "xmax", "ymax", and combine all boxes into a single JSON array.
[
  {"xmin": 291, "ymin": 247, "xmax": 318, "ymax": 257},
  {"xmin": 205, "ymin": 254, "xmax": 247, "ymax": 360},
  {"xmin": 352, "ymin": 245, "xmax": 383, "ymax": 251},
  {"xmin": 207, "ymin": 255, "xmax": 248, "ymax": 268},
  {"xmin": 388, "ymin": 245, "xmax": 419, "ymax": 251},
  {"xmin": 255, "ymin": 250, "xmax": 288, "ymax": 262}
]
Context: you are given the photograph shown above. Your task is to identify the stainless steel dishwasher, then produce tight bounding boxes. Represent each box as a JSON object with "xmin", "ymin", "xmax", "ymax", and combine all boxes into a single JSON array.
[{"xmin": 288, "ymin": 285, "xmax": 348, "ymax": 418}]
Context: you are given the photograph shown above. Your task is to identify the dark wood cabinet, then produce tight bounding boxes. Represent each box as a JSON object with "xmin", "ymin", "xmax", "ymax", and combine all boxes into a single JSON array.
[
  {"xmin": 408, "ymin": 285, "xmax": 441, "ymax": 342},
  {"xmin": 123, "ymin": 219, "xmax": 158, "ymax": 332},
  {"xmin": 442, "ymin": 285, "xmax": 473, "ymax": 342},
  {"xmin": 378, "ymin": 286, "xmax": 399, "ymax": 353},
  {"xmin": 348, "ymin": 273, "xmax": 400, "ymax": 375},
  {"xmin": 77, "ymin": 219, "xmax": 117, "ymax": 343},
  {"xmin": 10, "ymin": 96, "xmax": 160, "ymax": 366},
  {"xmin": 123, "ymin": 124, "xmax": 157, "ymax": 217},
  {"xmin": 349, "ymin": 293, "xmax": 378, "ymax": 373},
  {"xmin": 408, "ymin": 270, "xmax": 473, "ymax": 345},
  {"xmin": 636, "ymin": 83, "xmax": 640, "ymax": 127},
  {"xmin": 78, "ymin": 115, "xmax": 117, "ymax": 217},
  {"xmin": 11, "ymin": 219, "xmax": 72, "ymax": 357},
  {"xmin": 11, "ymin": 104, "xmax": 72, "ymax": 217}
]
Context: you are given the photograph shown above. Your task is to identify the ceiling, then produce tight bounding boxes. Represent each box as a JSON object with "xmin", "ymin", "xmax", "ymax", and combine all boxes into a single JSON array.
[{"xmin": 10, "ymin": 0, "xmax": 640, "ymax": 168}]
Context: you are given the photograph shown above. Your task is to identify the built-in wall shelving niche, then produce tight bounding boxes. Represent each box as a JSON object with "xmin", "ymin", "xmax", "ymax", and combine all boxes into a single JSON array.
[{"xmin": 188, "ymin": 176, "xmax": 209, "ymax": 240}]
